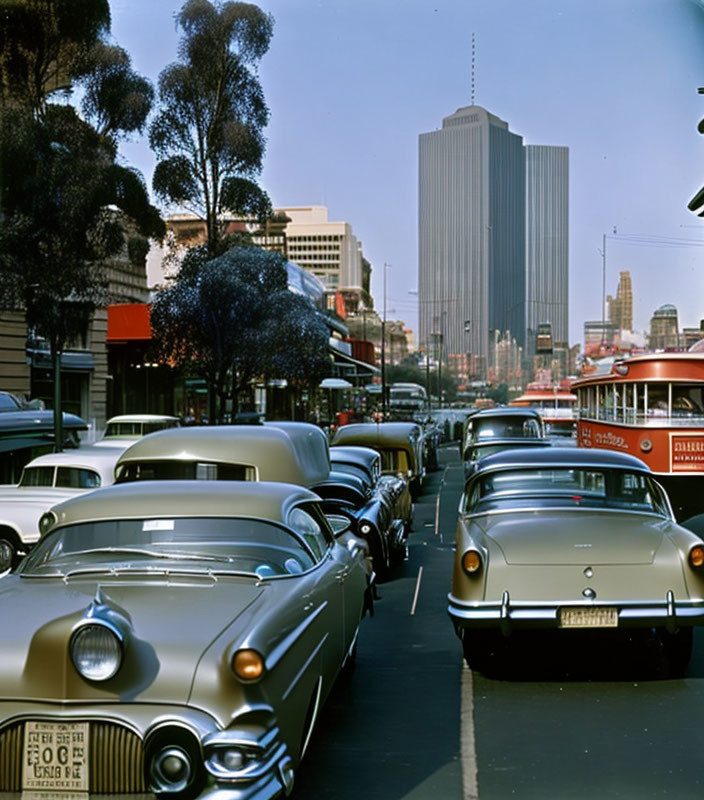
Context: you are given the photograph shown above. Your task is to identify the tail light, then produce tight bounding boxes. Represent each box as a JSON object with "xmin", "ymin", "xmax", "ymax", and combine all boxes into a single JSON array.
[
  {"xmin": 461, "ymin": 549, "xmax": 483, "ymax": 576},
  {"xmin": 689, "ymin": 545, "xmax": 704, "ymax": 570}
]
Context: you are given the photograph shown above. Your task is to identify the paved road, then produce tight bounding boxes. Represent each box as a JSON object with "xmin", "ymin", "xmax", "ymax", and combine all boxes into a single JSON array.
[{"xmin": 295, "ymin": 444, "xmax": 704, "ymax": 800}]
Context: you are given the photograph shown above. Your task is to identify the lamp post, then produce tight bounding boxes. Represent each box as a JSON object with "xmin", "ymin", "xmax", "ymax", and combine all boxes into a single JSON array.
[{"xmin": 381, "ymin": 263, "xmax": 390, "ymax": 420}]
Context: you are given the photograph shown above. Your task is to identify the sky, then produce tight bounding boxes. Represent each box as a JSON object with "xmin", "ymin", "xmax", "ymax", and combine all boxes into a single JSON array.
[{"xmin": 109, "ymin": 0, "xmax": 704, "ymax": 347}]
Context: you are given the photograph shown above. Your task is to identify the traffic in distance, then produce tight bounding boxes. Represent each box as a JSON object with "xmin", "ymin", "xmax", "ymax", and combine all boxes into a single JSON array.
[{"xmin": 3, "ymin": 359, "xmax": 704, "ymax": 798}]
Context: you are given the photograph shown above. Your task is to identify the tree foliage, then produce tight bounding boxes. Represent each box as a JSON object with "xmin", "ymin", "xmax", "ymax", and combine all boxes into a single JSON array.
[
  {"xmin": 0, "ymin": 0, "xmax": 164, "ymax": 447},
  {"xmin": 149, "ymin": 0, "xmax": 274, "ymax": 256},
  {"xmin": 150, "ymin": 247, "xmax": 329, "ymax": 422}
]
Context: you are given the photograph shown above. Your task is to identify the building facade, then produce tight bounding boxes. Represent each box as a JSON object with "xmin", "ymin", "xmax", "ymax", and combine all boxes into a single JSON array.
[
  {"xmin": 649, "ymin": 304, "xmax": 680, "ymax": 351},
  {"xmin": 419, "ymin": 105, "xmax": 568, "ymax": 383},
  {"xmin": 607, "ymin": 270, "xmax": 633, "ymax": 333},
  {"xmin": 525, "ymin": 145, "xmax": 569, "ymax": 358}
]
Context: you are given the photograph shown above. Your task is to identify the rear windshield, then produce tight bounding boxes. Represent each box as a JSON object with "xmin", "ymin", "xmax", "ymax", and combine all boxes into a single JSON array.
[
  {"xmin": 116, "ymin": 461, "xmax": 256, "ymax": 482},
  {"xmin": 471, "ymin": 418, "xmax": 542, "ymax": 441},
  {"xmin": 465, "ymin": 467, "xmax": 669, "ymax": 516}
]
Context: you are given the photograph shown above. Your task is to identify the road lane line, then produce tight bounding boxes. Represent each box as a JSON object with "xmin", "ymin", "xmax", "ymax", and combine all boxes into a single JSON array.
[
  {"xmin": 410, "ymin": 566, "xmax": 424, "ymax": 615},
  {"xmin": 461, "ymin": 662, "xmax": 479, "ymax": 799}
]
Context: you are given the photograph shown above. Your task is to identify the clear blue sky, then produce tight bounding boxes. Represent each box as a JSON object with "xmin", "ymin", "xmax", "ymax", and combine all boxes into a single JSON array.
[{"xmin": 110, "ymin": 0, "xmax": 704, "ymax": 347}]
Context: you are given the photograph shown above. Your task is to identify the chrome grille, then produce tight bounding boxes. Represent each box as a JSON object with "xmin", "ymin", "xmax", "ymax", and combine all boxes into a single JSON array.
[{"xmin": 0, "ymin": 720, "xmax": 147, "ymax": 793}]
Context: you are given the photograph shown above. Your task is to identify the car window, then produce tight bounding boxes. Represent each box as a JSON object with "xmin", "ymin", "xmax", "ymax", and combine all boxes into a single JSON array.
[
  {"xmin": 22, "ymin": 517, "xmax": 316, "ymax": 578},
  {"xmin": 0, "ymin": 392, "xmax": 21, "ymax": 411},
  {"xmin": 19, "ymin": 466, "xmax": 55, "ymax": 487},
  {"xmin": 104, "ymin": 422, "xmax": 141, "ymax": 437},
  {"xmin": 116, "ymin": 461, "xmax": 256, "ymax": 482},
  {"xmin": 288, "ymin": 507, "xmax": 329, "ymax": 562},
  {"xmin": 55, "ymin": 468, "xmax": 101, "ymax": 489},
  {"xmin": 380, "ymin": 448, "xmax": 409, "ymax": 474},
  {"xmin": 466, "ymin": 467, "xmax": 665, "ymax": 515}
]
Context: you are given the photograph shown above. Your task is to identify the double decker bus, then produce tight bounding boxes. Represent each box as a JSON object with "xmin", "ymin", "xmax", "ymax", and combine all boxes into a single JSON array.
[{"xmin": 571, "ymin": 353, "xmax": 704, "ymax": 520}]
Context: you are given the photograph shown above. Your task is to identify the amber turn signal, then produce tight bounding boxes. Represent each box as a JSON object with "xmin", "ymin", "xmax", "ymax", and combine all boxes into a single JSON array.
[
  {"xmin": 232, "ymin": 649, "xmax": 265, "ymax": 681},
  {"xmin": 689, "ymin": 546, "xmax": 704, "ymax": 570},
  {"xmin": 461, "ymin": 549, "xmax": 482, "ymax": 576}
]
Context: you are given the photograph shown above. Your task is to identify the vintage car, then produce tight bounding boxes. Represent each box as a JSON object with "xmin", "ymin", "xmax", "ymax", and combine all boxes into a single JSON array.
[
  {"xmin": 448, "ymin": 446, "xmax": 704, "ymax": 676},
  {"xmin": 462, "ymin": 407, "xmax": 550, "ymax": 479},
  {"xmin": 331, "ymin": 421, "xmax": 425, "ymax": 498},
  {"xmin": 0, "ymin": 448, "xmax": 120, "ymax": 571},
  {"xmin": 0, "ymin": 390, "xmax": 87, "ymax": 448},
  {"xmin": 113, "ymin": 423, "xmax": 403, "ymax": 578},
  {"xmin": 93, "ymin": 414, "xmax": 181, "ymax": 449},
  {"xmin": 0, "ymin": 479, "xmax": 368, "ymax": 799}
]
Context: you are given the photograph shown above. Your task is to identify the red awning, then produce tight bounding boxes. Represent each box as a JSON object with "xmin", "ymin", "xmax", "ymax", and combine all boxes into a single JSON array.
[{"xmin": 107, "ymin": 303, "xmax": 152, "ymax": 343}]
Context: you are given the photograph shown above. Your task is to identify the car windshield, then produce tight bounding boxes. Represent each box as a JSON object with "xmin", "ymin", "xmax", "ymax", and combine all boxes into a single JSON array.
[
  {"xmin": 21, "ymin": 517, "xmax": 317, "ymax": 578},
  {"xmin": 379, "ymin": 448, "xmax": 410, "ymax": 474},
  {"xmin": 467, "ymin": 467, "xmax": 669, "ymax": 515}
]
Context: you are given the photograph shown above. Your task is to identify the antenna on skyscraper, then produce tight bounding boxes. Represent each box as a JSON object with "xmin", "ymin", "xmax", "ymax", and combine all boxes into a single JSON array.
[{"xmin": 471, "ymin": 32, "xmax": 476, "ymax": 105}]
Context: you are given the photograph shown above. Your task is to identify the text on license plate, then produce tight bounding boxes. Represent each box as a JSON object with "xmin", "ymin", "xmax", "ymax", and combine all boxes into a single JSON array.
[
  {"xmin": 559, "ymin": 607, "xmax": 618, "ymax": 628},
  {"xmin": 22, "ymin": 720, "xmax": 90, "ymax": 792}
]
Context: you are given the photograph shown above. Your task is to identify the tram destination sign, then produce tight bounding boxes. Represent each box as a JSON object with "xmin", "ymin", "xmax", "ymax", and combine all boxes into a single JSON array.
[{"xmin": 671, "ymin": 434, "xmax": 704, "ymax": 472}]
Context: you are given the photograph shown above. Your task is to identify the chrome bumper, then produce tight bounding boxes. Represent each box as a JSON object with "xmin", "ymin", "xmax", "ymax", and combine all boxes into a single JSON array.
[{"xmin": 448, "ymin": 589, "xmax": 704, "ymax": 635}]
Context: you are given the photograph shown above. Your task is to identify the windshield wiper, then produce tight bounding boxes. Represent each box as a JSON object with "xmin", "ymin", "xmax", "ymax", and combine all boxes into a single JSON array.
[{"xmin": 52, "ymin": 546, "xmax": 237, "ymax": 563}]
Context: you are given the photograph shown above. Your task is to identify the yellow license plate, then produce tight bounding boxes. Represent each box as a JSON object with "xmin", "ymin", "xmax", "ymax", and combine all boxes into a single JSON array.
[
  {"xmin": 22, "ymin": 721, "xmax": 90, "ymax": 792},
  {"xmin": 559, "ymin": 607, "xmax": 618, "ymax": 628}
]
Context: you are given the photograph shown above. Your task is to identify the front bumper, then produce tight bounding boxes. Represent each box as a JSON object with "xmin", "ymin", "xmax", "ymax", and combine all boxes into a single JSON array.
[{"xmin": 448, "ymin": 590, "xmax": 704, "ymax": 636}]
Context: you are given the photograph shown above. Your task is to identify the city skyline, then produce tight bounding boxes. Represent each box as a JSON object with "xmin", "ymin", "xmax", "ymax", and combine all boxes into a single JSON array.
[{"xmin": 111, "ymin": 0, "xmax": 704, "ymax": 347}]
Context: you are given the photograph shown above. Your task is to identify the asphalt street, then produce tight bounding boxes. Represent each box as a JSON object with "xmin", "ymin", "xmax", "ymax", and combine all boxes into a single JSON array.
[{"xmin": 295, "ymin": 445, "xmax": 704, "ymax": 800}]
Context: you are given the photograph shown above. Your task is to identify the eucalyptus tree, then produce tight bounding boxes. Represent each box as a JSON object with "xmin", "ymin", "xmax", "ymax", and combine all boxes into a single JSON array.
[
  {"xmin": 0, "ymin": 0, "xmax": 163, "ymax": 449},
  {"xmin": 150, "ymin": 247, "xmax": 330, "ymax": 422},
  {"xmin": 149, "ymin": 0, "xmax": 274, "ymax": 257}
]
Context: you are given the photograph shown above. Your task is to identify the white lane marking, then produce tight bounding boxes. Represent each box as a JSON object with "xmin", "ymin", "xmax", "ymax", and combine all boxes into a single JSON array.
[
  {"xmin": 410, "ymin": 566, "xmax": 424, "ymax": 615},
  {"xmin": 435, "ymin": 465, "xmax": 448, "ymax": 539},
  {"xmin": 461, "ymin": 661, "xmax": 479, "ymax": 799}
]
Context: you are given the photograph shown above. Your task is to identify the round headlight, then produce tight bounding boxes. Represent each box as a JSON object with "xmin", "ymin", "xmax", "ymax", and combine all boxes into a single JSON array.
[
  {"xmin": 39, "ymin": 511, "xmax": 57, "ymax": 537},
  {"xmin": 232, "ymin": 649, "xmax": 264, "ymax": 682},
  {"xmin": 360, "ymin": 523, "xmax": 372, "ymax": 535},
  {"xmin": 70, "ymin": 623, "xmax": 123, "ymax": 681}
]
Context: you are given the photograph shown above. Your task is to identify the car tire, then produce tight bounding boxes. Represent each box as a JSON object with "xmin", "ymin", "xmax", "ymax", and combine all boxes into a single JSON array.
[
  {"xmin": 0, "ymin": 537, "xmax": 16, "ymax": 573},
  {"xmin": 462, "ymin": 630, "xmax": 506, "ymax": 674},
  {"xmin": 662, "ymin": 628, "xmax": 693, "ymax": 678}
]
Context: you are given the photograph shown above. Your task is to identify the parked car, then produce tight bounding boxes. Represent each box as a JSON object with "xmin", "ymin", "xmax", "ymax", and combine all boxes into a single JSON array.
[
  {"xmin": 0, "ymin": 448, "xmax": 120, "ymax": 571},
  {"xmin": 0, "ymin": 480, "xmax": 368, "ymax": 799},
  {"xmin": 331, "ymin": 421, "xmax": 425, "ymax": 498},
  {"xmin": 448, "ymin": 446, "xmax": 704, "ymax": 676},
  {"xmin": 0, "ymin": 390, "xmax": 87, "ymax": 448},
  {"xmin": 462, "ymin": 407, "xmax": 550, "ymax": 479},
  {"xmin": 93, "ymin": 414, "xmax": 181, "ymax": 448}
]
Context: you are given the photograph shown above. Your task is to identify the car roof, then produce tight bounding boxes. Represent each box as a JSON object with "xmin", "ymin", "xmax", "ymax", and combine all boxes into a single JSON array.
[
  {"xmin": 332, "ymin": 422, "xmax": 421, "ymax": 448},
  {"xmin": 330, "ymin": 445, "xmax": 382, "ymax": 467},
  {"xmin": 469, "ymin": 407, "xmax": 543, "ymax": 421},
  {"xmin": 116, "ymin": 423, "xmax": 330, "ymax": 486},
  {"xmin": 48, "ymin": 480, "xmax": 321, "ymax": 527},
  {"xmin": 473, "ymin": 445, "xmax": 651, "ymax": 473}
]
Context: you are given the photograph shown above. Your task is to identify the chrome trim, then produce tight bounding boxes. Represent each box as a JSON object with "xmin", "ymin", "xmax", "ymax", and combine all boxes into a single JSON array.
[
  {"xmin": 500, "ymin": 591, "xmax": 510, "ymax": 636},
  {"xmin": 463, "ymin": 506, "xmax": 667, "ymax": 521}
]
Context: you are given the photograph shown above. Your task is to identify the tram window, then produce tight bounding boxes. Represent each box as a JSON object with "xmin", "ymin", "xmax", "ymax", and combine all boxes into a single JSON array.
[
  {"xmin": 672, "ymin": 385, "xmax": 703, "ymax": 416},
  {"xmin": 647, "ymin": 384, "xmax": 668, "ymax": 416}
]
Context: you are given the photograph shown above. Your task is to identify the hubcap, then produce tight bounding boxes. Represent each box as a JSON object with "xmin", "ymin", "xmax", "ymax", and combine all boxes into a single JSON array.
[{"xmin": 0, "ymin": 540, "xmax": 14, "ymax": 572}]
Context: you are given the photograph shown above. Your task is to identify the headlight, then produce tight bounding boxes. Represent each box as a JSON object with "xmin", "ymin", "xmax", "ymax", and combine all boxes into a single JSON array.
[
  {"xmin": 38, "ymin": 511, "xmax": 57, "ymax": 537},
  {"xmin": 70, "ymin": 623, "xmax": 123, "ymax": 681},
  {"xmin": 232, "ymin": 649, "xmax": 265, "ymax": 682},
  {"xmin": 360, "ymin": 523, "xmax": 372, "ymax": 535},
  {"xmin": 461, "ymin": 549, "xmax": 483, "ymax": 576}
]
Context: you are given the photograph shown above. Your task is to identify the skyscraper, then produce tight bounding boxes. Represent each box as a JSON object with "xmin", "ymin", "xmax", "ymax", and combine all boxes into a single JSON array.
[
  {"xmin": 418, "ymin": 105, "xmax": 568, "ymax": 379},
  {"xmin": 607, "ymin": 270, "xmax": 633, "ymax": 332}
]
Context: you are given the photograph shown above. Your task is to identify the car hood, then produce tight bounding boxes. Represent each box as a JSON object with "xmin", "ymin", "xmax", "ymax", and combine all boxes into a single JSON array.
[
  {"xmin": 478, "ymin": 510, "xmax": 667, "ymax": 565},
  {"xmin": 0, "ymin": 575, "xmax": 265, "ymax": 704}
]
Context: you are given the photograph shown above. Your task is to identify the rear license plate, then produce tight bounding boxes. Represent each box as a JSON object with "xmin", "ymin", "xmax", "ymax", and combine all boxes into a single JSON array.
[
  {"xmin": 22, "ymin": 721, "xmax": 90, "ymax": 792},
  {"xmin": 559, "ymin": 607, "xmax": 618, "ymax": 628}
]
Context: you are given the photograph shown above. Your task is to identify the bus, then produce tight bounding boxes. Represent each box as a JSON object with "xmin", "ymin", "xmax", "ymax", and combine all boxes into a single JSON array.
[{"xmin": 388, "ymin": 383, "xmax": 429, "ymax": 420}]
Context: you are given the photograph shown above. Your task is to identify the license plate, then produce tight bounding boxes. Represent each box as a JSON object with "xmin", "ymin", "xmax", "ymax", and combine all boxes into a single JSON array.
[
  {"xmin": 559, "ymin": 607, "xmax": 618, "ymax": 628},
  {"xmin": 22, "ymin": 721, "xmax": 90, "ymax": 792}
]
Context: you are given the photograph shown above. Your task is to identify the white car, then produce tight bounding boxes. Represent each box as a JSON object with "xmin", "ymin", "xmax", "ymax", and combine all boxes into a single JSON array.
[
  {"xmin": 0, "ymin": 448, "xmax": 120, "ymax": 571},
  {"xmin": 92, "ymin": 414, "xmax": 181, "ymax": 448}
]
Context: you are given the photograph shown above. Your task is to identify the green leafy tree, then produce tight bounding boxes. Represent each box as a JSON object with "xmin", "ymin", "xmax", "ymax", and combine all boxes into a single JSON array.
[
  {"xmin": 0, "ymin": 0, "xmax": 164, "ymax": 449},
  {"xmin": 150, "ymin": 0, "xmax": 274, "ymax": 258},
  {"xmin": 151, "ymin": 247, "xmax": 329, "ymax": 422}
]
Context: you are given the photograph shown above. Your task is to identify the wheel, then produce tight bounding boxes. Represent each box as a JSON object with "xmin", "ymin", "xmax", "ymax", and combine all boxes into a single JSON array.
[
  {"xmin": 661, "ymin": 628, "xmax": 693, "ymax": 677},
  {"xmin": 0, "ymin": 537, "xmax": 16, "ymax": 573}
]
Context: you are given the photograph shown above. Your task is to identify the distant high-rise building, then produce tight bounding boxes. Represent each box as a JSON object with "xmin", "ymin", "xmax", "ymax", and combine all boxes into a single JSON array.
[
  {"xmin": 525, "ymin": 145, "xmax": 569, "ymax": 356},
  {"xmin": 418, "ymin": 105, "xmax": 568, "ymax": 381},
  {"xmin": 649, "ymin": 304, "xmax": 680, "ymax": 350},
  {"xmin": 607, "ymin": 270, "xmax": 633, "ymax": 332}
]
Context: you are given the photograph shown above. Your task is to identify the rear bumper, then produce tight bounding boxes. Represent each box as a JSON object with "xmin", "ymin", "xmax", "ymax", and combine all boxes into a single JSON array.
[{"xmin": 448, "ymin": 590, "xmax": 704, "ymax": 635}]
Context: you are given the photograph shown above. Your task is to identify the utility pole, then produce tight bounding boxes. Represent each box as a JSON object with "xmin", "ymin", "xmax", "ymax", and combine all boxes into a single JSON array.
[{"xmin": 381, "ymin": 263, "xmax": 389, "ymax": 420}]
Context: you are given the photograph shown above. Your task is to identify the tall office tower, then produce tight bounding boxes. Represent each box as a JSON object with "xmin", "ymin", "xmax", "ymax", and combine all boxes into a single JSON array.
[
  {"xmin": 525, "ymin": 145, "xmax": 569, "ymax": 356},
  {"xmin": 607, "ymin": 270, "xmax": 633, "ymax": 332},
  {"xmin": 419, "ymin": 105, "xmax": 569, "ymax": 380},
  {"xmin": 419, "ymin": 106, "xmax": 526, "ymax": 377}
]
